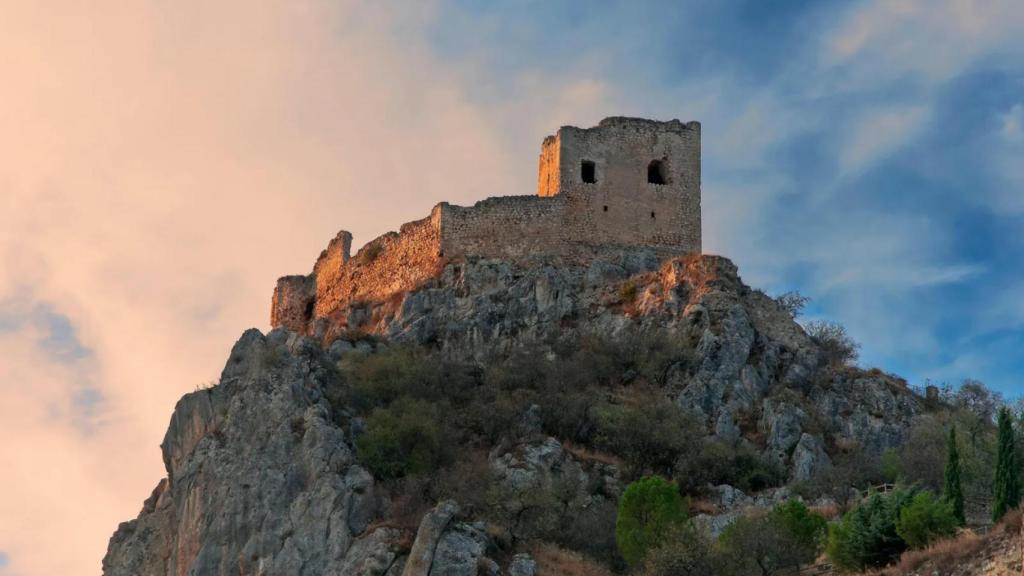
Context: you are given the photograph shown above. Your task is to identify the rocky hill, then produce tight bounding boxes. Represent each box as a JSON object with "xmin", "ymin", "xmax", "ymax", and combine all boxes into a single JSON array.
[{"xmin": 104, "ymin": 247, "xmax": 929, "ymax": 575}]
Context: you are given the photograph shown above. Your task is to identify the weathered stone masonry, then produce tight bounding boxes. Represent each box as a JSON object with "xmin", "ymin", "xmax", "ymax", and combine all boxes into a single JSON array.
[{"xmin": 271, "ymin": 117, "xmax": 702, "ymax": 336}]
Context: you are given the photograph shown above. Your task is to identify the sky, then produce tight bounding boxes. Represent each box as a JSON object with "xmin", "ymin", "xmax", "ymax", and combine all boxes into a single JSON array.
[{"xmin": 0, "ymin": 1, "xmax": 1022, "ymax": 574}]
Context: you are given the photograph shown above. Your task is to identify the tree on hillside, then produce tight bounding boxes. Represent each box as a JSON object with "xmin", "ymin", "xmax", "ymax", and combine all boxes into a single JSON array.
[
  {"xmin": 895, "ymin": 492, "xmax": 958, "ymax": 549},
  {"xmin": 616, "ymin": 476, "xmax": 688, "ymax": 566},
  {"xmin": 992, "ymin": 407, "xmax": 1021, "ymax": 522},
  {"xmin": 827, "ymin": 488, "xmax": 915, "ymax": 570},
  {"xmin": 943, "ymin": 426, "xmax": 965, "ymax": 525}
]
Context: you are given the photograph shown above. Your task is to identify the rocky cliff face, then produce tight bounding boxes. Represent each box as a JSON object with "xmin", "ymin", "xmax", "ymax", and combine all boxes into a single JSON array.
[{"xmin": 104, "ymin": 251, "xmax": 924, "ymax": 575}]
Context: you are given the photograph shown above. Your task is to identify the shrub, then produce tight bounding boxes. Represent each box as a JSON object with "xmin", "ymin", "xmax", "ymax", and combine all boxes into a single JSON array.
[
  {"xmin": 640, "ymin": 525, "xmax": 719, "ymax": 576},
  {"xmin": 356, "ymin": 398, "xmax": 449, "ymax": 479},
  {"xmin": 342, "ymin": 347, "xmax": 443, "ymax": 411},
  {"xmin": 593, "ymin": 393, "xmax": 702, "ymax": 477},
  {"xmin": 771, "ymin": 500, "xmax": 828, "ymax": 560},
  {"xmin": 774, "ymin": 291, "xmax": 810, "ymax": 319},
  {"xmin": 826, "ymin": 487, "xmax": 915, "ymax": 570},
  {"xmin": 459, "ymin": 385, "xmax": 532, "ymax": 444},
  {"xmin": 895, "ymin": 492, "xmax": 958, "ymax": 549},
  {"xmin": 676, "ymin": 440, "xmax": 785, "ymax": 493},
  {"xmin": 558, "ymin": 498, "xmax": 621, "ymax": 566},
  {"xmin": 718, "ymin": 513, "xmax": 803, "ymax": 576},
  {"xmin": 878, "ymin": 448, "xmax": 901, "ymax": 483},
  {"xmin": 483, "ymin": 344, "xmax": 551, "ymax": 392},
  {"xmin": 619, "ymin": 281, "xmax": 638, "ymax": 303},
  {"xmin": 804, "ymin": 319, "xmax": 859, "ymax": 366},
  {"xmin": 616, "ymin": 476, "xmax": 688, "ymax": 566}
]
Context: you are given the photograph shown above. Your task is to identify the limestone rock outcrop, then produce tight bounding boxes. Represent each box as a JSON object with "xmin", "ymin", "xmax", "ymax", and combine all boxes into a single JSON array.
[{"xmin": 104, "ymin": 252, "xmax": 925, "ymax": 575}]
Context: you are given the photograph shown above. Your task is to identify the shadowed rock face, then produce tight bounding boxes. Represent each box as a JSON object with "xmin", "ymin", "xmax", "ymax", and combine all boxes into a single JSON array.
[
  {"xmin": 104, "ymin": 330, "xmax": 388, "ymax": 576},
  {"xmin": 104, "ymin": 254, "xmax": 924, "ymax": 575}
]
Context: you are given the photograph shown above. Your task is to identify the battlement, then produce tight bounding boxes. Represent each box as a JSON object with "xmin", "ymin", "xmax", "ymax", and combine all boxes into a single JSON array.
[{"xmin": 271, "ymin": 117, "xmax": 702, "ymax": 337}]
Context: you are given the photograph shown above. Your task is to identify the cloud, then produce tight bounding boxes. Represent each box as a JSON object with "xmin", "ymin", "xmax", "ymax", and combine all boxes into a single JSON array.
[
  {"xmin": 1001, "ymin": 104, "xmax": 1024, "ymax": 143},
  {"xmin": 2, "ymin": 2, "xmax": 1024, "ymax": 574},
  {"xmin": 824, "ymin": 0, "xmax": 1024, "ymax": 84},
  {"xmin": 0, "ymin": 2, "xmax": 615, "ymax": 575},
  {"xmin": 838, "ymin": 105, "xmax": 930, "ymax": 174}
]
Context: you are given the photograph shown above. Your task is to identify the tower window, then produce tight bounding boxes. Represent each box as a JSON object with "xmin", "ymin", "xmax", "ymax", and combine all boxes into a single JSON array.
[
  {"xmin": 647, "ymin": 160, "xmax": 668, "ymax": 185},
  {"xmin": 581, "ymin": 160, "xmax": 596, "ymax": 183},
  {"xmin": 603, "ymin": 205, "xmax": 608, "ymax": 212},
  {"xmin": 651, "ymin": 211, "xmax": 656, "ymax": 219}
]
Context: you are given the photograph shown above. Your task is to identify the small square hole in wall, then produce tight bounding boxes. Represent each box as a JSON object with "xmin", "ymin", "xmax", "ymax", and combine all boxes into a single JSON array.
[
  {"xmin": 603, "ymin": 205, "xmax": 608, "ymax": 212},
  {"xmin": 651, "ymin": 211, "xmax": 656, "ymax": 219},
  {"xmin": 581, "ymin": 160, "xmax": 596, "ymax": 183}
]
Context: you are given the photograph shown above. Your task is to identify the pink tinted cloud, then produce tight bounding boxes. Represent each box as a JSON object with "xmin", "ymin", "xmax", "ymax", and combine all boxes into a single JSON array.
[{"xmin": 0, "ymin": 2, "xmax": 611, "ymax": 574}]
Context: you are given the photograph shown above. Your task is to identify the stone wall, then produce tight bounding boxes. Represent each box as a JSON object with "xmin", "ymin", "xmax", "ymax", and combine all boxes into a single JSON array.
[
  {"xmin": 271, "ymin": 212, "xmax": 445, "ymax": 334},
  {"xmin": 438, "ymin": 196, "xmax": 568, "ymax": 260},
  {"xmin": 270, "ymin": 275, "xmax": 315, "ymax": 333},
  {"xmin": 537, "ymin": 135, "xmax": 560, "ymax": 198}
]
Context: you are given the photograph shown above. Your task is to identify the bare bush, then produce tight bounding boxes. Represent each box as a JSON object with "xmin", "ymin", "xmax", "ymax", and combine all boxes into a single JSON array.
[
  {"xmin": 774, "ymin": 291, "xmax": 810, "ymax": 319},
  {"xmin": 803, "ymin": 319, "xmax": 860, "ymax": 366}
]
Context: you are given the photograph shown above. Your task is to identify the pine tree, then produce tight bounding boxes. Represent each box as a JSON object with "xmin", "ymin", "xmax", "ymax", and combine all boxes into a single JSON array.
[
  {"xmin": 992, "ymin": 407, "xmax": 1021, "ymax": 522},
  {"xmin": 943, "ymin": 426, "xmax": 965, "ymax": 525}
]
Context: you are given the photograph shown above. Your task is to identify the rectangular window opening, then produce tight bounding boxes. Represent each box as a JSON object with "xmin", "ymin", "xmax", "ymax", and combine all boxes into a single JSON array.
[{"xmin": 581, "ymin": 160, "xmax": 596, "ymax": 184}]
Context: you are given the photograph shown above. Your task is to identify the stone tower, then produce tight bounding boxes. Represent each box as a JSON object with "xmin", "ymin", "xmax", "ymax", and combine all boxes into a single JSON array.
[{"xmin": 537, "ymin": 116, "xmax": 701, "ymax": 254}]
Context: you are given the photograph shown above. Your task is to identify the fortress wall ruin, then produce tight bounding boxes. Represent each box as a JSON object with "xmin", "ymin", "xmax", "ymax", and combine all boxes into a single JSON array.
[
  {"xmin": 437, "ymin": 196, "xmax": 569, "ymax": 260},
  {"xmin": 314, "ymin": 212, "xmax": 444, "ymax": 319},
  {"xmin": 270, "ymin": 117, "xmax": 703, "ymax": 336}
]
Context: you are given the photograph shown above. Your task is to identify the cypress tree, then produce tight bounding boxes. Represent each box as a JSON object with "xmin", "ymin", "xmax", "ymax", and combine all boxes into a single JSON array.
[
  {"xmin": 943, "ymin": 426, "xmax": 965, "ymax": 525},
  {"xmin": 992, "ymin": 407, "xmax": 1021, "ymax": 522}
]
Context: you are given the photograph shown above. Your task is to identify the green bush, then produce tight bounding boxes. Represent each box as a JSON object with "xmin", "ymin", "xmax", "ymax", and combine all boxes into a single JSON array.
[
  {"xmin": 356, "ymin": 398, "xmax": 449, "ymax": 479},
  {"xmin": 343, "ymin": 347, "xmax": 444, "ymax": 411},
  {"xmin": 718, "ymin": 514, "xmax": 799, "ymax": 576},
  {"xmin": 616, "ymin": 476, "xmax": 688, "ymax": 566},
  {"xmin": 895, "ymin": 491, "xmax": 958, "ymax": 549},
  {"xmin": 641, "ymin": 525, "xmax": 719, "ymax": 576},
  {"xmin": 593, "ymin": 394, "xmax": 702, "ymax": 477},
  {"xmin": 676, "ymin": 440, "xmax": 785, "ymax": 493},
  {"xmin": 771, "ymin": 500, "xmax": 828, "ymax": 560},
  {"xmin": 826, "ymin": 487, "xmax": 915, "ymax": 571}
]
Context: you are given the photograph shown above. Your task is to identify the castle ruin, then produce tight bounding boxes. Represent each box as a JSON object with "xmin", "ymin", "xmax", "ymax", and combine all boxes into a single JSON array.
[{"xmin": 271, "ymin": 117, "xmax": 701, "ymax": 336}]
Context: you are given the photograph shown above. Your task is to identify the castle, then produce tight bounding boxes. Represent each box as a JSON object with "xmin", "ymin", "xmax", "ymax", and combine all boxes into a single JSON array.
[{"xmin": 271, "ymin": 117, "xmax": 701, "ymax": 335}]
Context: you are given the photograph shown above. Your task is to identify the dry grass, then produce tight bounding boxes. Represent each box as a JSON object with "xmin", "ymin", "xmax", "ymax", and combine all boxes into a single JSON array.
[
  {"xmin": 870, "ymin": 530, "xmax": 984, "ymax": 575},
  {"xmin": 531, "ymin": 544, "xmax": 613, "ymax": 576},
  {"xmin": 867, "ymin": 506, "xmax": 1024, "ymax": 576},
  {"xmin": 689, "ymin": 498, "xmax": 720, "ymax": 516},
  {"xmin": 995, "ymin": 506, "xmax": 1022, "ymax": 533},
  {"xmin": 809, "ymin": 503, "xmax": 840, "ymax": 521},
  {"xmin": 562, "ymin": 441, "xmax": 624, "ymax": 468}
]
